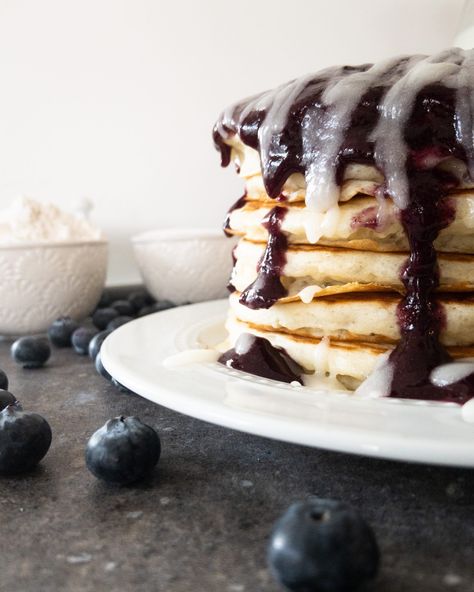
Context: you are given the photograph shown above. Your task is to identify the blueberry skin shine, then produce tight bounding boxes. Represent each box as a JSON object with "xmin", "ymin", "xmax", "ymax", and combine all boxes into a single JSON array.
[
  {"xmin": 88, "ymin": 330, "xmax": 112, "ymax": 361},
  {"xmin": 85, "ymin": 416, "xmax": 161, "ymax": 485},
  {"xmin": 0, "ymin": 406, "xmax": 52, "ymax": 474},
  {"xmin": 268, "ymin": 498, "xmax": 379, "ymax": 592}
]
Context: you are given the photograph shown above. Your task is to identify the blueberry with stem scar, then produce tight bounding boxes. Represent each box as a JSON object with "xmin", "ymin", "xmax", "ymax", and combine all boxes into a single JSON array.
[
  {"xmin": 85, "ymin": 416, "xmax": 161, "ymax": 484},
  {"xmin": 268, "ymin": 498, "xmax": 379, "ymax": 592}
]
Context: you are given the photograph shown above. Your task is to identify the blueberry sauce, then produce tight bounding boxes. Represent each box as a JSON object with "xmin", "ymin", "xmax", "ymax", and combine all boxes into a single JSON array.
[
  {"xmin": 218, "ymin": 333, "xmax": 303, "ymax": 384},
  {"xmin": 350, "ymin": 206, "xmax": 380, "ymax": 230},
  {"xmin": 389, "ymin": 168, "xmax": 474, "ymax": 404},
  {"xmin": 214, "ymin": 49, "xmax": 474, "ymax": 400},
  {"xmin": 223, "ymin": 193, "xmax": 247, "ymax": 237},
  {"xmin": 239, "ymin": 206, "xmax": 288, "ymax": 309}
]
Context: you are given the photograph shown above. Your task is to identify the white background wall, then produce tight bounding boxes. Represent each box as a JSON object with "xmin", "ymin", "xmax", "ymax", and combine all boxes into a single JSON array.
[{"xmin": 0, "ymin": 0, "xmax": 466, "ymax": 283}]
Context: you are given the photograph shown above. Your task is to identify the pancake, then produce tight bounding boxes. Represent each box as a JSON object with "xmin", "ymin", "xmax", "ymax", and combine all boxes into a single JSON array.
[
  {"xmin": 227, "ymin": 138, "xmax": 474, "ymax": 203},
  {"xmin": 231, "ymin": 239, "xmax": 474, "ymax": 296},
  {"xmin": 225, "ymin": 315, "xmax": 474, "ymax": 389},
  {"xmin": 214, "ymin": 50, "xmax": 474, "ymax": 403},
  {"xmin": 227, "ymin": 192, "xmax": 474, "ymax": 253},
  {"xmin": 228, "ymin": 291, "xmax": 474, "ymax": 346}
]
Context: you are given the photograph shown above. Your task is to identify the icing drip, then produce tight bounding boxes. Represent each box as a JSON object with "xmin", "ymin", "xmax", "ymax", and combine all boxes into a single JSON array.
[
  {"xmin": 355, "ymin": 353, "xmax": 394, "ymax": 399},
  {"xmin": 431, "ymin": 360, "xmax": 474, "ymax": 387},
  {"xmin": 297, "ymin": 285, "xmax": 322, "ymax": 304},
  {"xmin": 372, "ymin": 52, "xmax": 461, "ymax": 209},
  {"xmin": 218, "ymin": 333, "xmax": 304, "ymax": 384},
  {"xmin": 239, "ymin": 206, "xmax": 288, "ymax": 309},
  {"xmin": 303, "ymin": 57, "xmax": 402, "ymax": 211}
]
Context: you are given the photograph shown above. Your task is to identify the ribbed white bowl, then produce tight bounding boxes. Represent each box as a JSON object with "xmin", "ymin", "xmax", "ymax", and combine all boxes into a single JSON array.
[
  {"xmin": 0, "ymin": 240, "xmax": 108, "ymax": 335},
  {"xmin": 132, "ymin": 228, "xmax": 236, "ymax": 305}
]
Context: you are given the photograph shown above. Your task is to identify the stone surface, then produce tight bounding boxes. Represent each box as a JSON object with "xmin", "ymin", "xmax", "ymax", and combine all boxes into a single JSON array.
[{"xmin": 0, "ymin": 340, "xmax": 473, "ymax": 591}]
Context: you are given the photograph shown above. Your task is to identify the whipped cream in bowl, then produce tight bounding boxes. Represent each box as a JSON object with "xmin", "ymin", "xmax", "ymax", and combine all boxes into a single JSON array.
[{"xmin": 0, "ymin": 197, "xmax": 107, "ymax": 336}]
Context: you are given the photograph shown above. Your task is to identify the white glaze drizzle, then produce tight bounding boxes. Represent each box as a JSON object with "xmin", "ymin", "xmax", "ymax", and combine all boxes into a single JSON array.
[
  {"xmin": 313, "ymin": 336, "xmax": 330, "ymax": 375},
  {"xmin": 303, "ymin": 205, "xmax": 341, "ymax": 244},
  {"xmin": 302, "ymin": 57, "xmax": 403, "ymax": 213},
  {"xmin": 430, "ymin": 360, "xmax": 474, "ymax": 387},
  {"xmin": 461, "ymin": 397, "xmax": 474, "ymax": 423},
  {"xmin": 297, "ymin": 285, "xmax": 322, "ymax": 304},
  {"xmin": 355, "ymin": 352, "xmax": 393, "ymax": 398},
  {"xmin": 455, "ymin": 50, "xmax": 474, "ymax": 178},
  {"xmin": 162, "ymin": 349, "xmax": 220, "ymax": 368},
  {"xmin": 372, "ymin": 50, "xmax": 462, "ymax": 209}
]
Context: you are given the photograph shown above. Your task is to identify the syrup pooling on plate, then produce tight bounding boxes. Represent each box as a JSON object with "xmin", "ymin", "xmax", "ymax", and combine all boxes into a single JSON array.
[
  {"xmin": 218, "ymin": 333, "xmax": 304, "ymax": 384},
  {"xmin": 214, "ymin": 48, "xmax": 474, "ymax": 402}
]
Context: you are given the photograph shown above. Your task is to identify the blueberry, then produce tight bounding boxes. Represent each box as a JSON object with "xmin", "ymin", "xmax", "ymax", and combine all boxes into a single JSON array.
[
  {"xmin": 0, "ymin": 369, "xmax": 8, "ymax": 391},
  {"xmin": 107, "ymin": 316, "xmax": 133, "ymax": 331},
  {"xmin": 85, "ymin": 416, "xmax": 161, "ymax": 484},
  {"xmin": 0, "ymin": 405, "xmax": 52, "ymax": 473},
  {"xmin": 138, "ymin": 300, "xmax": 175, "ymax": 317},
  {"xmin": 92, "ymin": 307, "xmax": 119, "ymax": 330},
  {"xmin": 11, "ymin": 337, "xmax": 51, "ymax": 368},
  {"xmin": 111, "ymin": 377, "xmax": 134, "ymax": 394},
  {"xmin": 97, "ymin": 290, "xmax": 112, "ymax": 309},
  {"xmin": 0, "ymin": 391, "xmax": 20, "ymax": 411},
  {"xmin": 88, "ymin": 330, "xmax": 112, "ymax": 361},
  {"xmin": 111, "ymin": 300, "xmax": 135, "ymax": 317},
  {"xmin": 268, "ymin": 498, "xmax": 379, "ymax": 592},
  {"xmin": 95, "ymin": 351, "xmax": 111, "ymax": 381},
  {"xmin": 71, "ymin": 327, "xmax": 98, "ymax": 355},
  {"xmin": 128, "ymin": 289, "xmax": 153, "ymax": 312},
  {"xmin": 47, "ymin": 316, "xmax": 79, "ymax": 347}
]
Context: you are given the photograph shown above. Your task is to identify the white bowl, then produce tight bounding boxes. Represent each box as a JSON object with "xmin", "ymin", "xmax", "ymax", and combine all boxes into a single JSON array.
[
  {"xmin": 132, "ymin": 228, "xmax": 237, "ymax": 304},
  {"xmin": 0, "ymin": 240, "xmax": 108, "ymax": 336}
]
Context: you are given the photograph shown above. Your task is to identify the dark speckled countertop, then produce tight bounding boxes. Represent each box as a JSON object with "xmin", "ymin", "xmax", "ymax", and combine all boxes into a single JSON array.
[{"xmin": 0, "ymin": 308, "xmax": 473, "ymax": 592}]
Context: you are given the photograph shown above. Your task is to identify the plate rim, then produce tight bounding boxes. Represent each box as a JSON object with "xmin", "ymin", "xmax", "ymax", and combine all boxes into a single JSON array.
[{"xmin": 101, "ymin": 299, "xmax": 474, "ymax": 468}]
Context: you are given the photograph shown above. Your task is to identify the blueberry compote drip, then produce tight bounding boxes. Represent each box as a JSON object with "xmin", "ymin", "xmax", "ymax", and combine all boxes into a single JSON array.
[
  {"xmin": 218, "ymin": 333, "xmax": 303, "ymax": 384},
  {"xmin": 223, "ymin": 193, "xmax": 247, "ymax": 237},
  {"xmin": 239, "ymin": 206, "xmax": 288, "ymax": 309},
  {"xmin": 389, "ymin": 168, "xmax": 474, "ymax": 404}
]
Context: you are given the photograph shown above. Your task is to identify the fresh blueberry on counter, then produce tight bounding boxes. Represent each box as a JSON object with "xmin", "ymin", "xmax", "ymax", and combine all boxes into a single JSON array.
[
  {"xmin": 137, "ymin": 300, "xmax": 175, "ymax": 317},
  {"xmin": 0, "ymin": 369, "xmax": 8, "ymax": 391},
  {"xmin": 11, "ymin": 337, "xmax": 51, "ymax": 368},
  {"xmin": 0, "ymin": 391, "xmax": 20, "ymax": 411},
  {"xmin": 47, "ymin": 316, "xmax": 79, "ymax": 347},
  {"xmin": 95, "ymin": 351, "xmax": 111, "ymax": 381},
  {"xmin": 97, "ymin": 291, "xmax": 112, "ymax": 309},
  {"xmin": 267, "ymin": 498, "xmax": 379, "ymax": 592},
  {"xmin": 0, "ymin": 405, "xmax": 52, "ymax": 474},
  {"xmin": 88, "ymin": 330, "xmax": 112, "ymax": 361},
  {"xmin": 107, "ymin": 316, "xmax": 133, "ymax": 331},
  {"xmin": 128, "ymin": 290, "xmax": 153, "ymax": 312},
  {"xmin": 111, "ymin": 299, "xmax": 135, "ymax": 317},
  {"xmin": 92, "ymin": 307, "xmax": 119, "ymax": 330},
  {"xmin": 85, "ymin": 416, "xmax": 161, "ymax": 484},
  {"xmin": 71, "ymin": 327, "xmax": 99, "ymax": 355}
]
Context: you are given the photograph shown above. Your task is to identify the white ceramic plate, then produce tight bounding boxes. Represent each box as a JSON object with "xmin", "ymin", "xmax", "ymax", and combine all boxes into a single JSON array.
[{"xmin": 101, "ymin": 300, "xmax": 474, "ymax": 467}]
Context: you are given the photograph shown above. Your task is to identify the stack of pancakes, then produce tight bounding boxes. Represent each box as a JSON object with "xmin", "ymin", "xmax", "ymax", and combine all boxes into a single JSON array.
[{"xmin": 223, "ymin": 138, "xmax": 474, "ymax": 389}]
